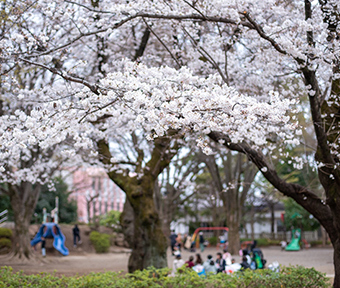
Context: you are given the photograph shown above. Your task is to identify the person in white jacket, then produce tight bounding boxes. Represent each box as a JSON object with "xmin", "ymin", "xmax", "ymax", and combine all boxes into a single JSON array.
[{"xmin": 172, "ymin": 254, "xmax": 185, "ymax": 276}]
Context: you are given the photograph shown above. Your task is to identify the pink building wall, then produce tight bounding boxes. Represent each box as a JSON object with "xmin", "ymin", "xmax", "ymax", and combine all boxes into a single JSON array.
[{"xmin": 71, "ymin": 167, "xmax": 125, "ymax": 223}]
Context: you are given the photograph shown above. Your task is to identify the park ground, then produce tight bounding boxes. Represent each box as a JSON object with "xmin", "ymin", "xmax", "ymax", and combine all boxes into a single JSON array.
[
  {"xmin": 0, "ymin": 224, "xmax": 334, "ymax": 280},
  {"xmin": 0, "ymin": 246, "xmax": 334, "ymax": 278}
]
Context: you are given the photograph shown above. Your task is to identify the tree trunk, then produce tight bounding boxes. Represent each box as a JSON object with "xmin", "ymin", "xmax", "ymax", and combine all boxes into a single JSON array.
[
  {"xmin": 227, "ymin": 215, "xmax": 240, "ymax": 255},
  {"xmin": 321, "ymin": 227, "xmax": 327, "ymax": 247},
  {"xmin": 98, "ymin": 134, "xmax": 179, "ymax": 272},
  {"xmin": 270, "ymin": 203, "xmax": 275, "ymax": 240},
  {"xmin": 250, "ymin": 204, "xmax": 255, "ymax": 241},
  {"xmin": 126, "ymin": 181, "xmax": 167, "ymax": 272},
  {"xmin": 9, "ymin": 183, "xmax": 41, "ymax": 259},
  {"xmin": 334, "ymin": 240, "xmax": 340, "ymax": 288}
]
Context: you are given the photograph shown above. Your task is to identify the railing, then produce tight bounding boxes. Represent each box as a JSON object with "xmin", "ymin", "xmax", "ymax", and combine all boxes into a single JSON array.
[{"xmin": 0, "ymin": 209, "xmax": 8, "ymax": 224}]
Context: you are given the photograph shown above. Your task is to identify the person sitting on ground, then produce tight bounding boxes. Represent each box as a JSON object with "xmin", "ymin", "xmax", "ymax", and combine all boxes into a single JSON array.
[
  {"xmin": 242, "ymin": 249, "xmax": 251, "ymax": 265},
  {"xmin": 192, "ymin": 256, "xmax": 206, "ymax": 277},
  {"xmin": 195, "ymin": 253, "xmax": 203, "ymax": 265},
  {"xmin": 172, "ymin": 254, "xmax": 185, "ymax": 276},
  {"xmin": 203, "ymin": 255, "xmax": 217, "ymax": 274},
  {"xmin": 231, "ymin": 258, "xmax": 236, "ymax": 264},
  {"xmin": 215, "ymin": 252, "xmax": 226, "ymax": 273},
  {"xmin": 280, "ymin": 240, "xmax": 287, "ymax": 251},
  {"xmin": 173, "ymin": 245, "xmax": 181, "ymax": 256},
  {"xmin": 222, "ymin": 248, "xmax": 232, "ymax": 265},
  {"xmin": 240, "ymin": 255, "xmax": 251, "ymax": 270},
  {"xmin": 185, "ymin": 256, "xmax": 195, "ymax": 268}
]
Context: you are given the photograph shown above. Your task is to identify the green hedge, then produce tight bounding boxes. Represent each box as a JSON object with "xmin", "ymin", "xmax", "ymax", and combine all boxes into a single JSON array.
[
  {"xmin": 0, "ymin": 265, "xmax": 329, "ymax": 288},
  {"xmin": 89, "ymin": 231, "xmax": 110, "ymax": 253},
  {"xmin": 240, "ymin": 238, "xmax": 281, "ymax": 247},
  {"xmin": 207, "ymin": 236, "xmax": 218, "ymax": 246},
  {"xmin": 0, "ymin": 238, "xmax": 11, "ymax": 249},
  {"xmin": 0, "ymin": 228, "xmax": 12, "ymax": 238}
]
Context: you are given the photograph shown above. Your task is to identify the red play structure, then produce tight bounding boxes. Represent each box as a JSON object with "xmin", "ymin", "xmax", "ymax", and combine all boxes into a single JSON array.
[{"xmin": 192, "ymin": 227, "xmax": 229, "ymax": 248}]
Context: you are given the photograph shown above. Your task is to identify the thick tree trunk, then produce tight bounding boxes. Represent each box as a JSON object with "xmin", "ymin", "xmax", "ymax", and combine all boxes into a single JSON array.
[
  {"xmin": 333, "ymin": 240, "xmax": 340, "ymax": 288},
  {"xmin": 126, "ymin": 183, "xmax": 167, "ymax": 272},
  {"xmin": 98, "ymin": 135, "xmax": 177, "ymax": 272},
  {"xmin": 9, "ymin": 183, "xmax": 40, "ymax": 259},
  {"xmin": 227, "ymin": 213, "xmax": 240, "ymax": 255}
]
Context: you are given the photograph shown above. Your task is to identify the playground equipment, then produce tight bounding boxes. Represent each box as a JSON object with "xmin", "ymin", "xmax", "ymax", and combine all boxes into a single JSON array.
[
  {"xmin": 192, "ymin": 227, "xmax": 229, "ymax": 248},
  {"xmin": 285, "ymin": 228, "xmax": 301, "ymax": 251},
  {"xmin": 30, "ymin": 197, "xmax": 69, "ymax": 256},
  {"xmin": 0, "ymin": 209, "xmax": 8, "ymax": 225}
]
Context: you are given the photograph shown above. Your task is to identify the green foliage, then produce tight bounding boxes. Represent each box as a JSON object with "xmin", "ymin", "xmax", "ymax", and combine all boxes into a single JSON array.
[
  {"xmin": 207, "ymin": 236, "xmax": 218, "ymax": 246},
  {"xmin": 0, "ymin": 186, "xmax": 13, "ymax": 221},
  {"xmin": 256, "ymin": 238, "xmax": 270, "ymax": 246},
  {"xmin": 89, "ymin": 231, "xmax": 110, "ymax": 253},
  {"xmin": 0, "ymin": 227, "xmax": 12, "ymax": 238},
  {"xmin": 0, "ymin": 265, "xmax": 329, "ymax": 288},
  {"xmin": 0, "ymin": 238, "xmax": 12, "ymax": 249},
  {"xmin": 99, "ymin": 210, "xmax": 122, "ymax": 232},
  {"xmin": 283, "ymin": 198, "xmax": 320, "ymax": 231},
  {"xmin": 34, "ymin": 177, "xmax": 77, "ymax": 224}
]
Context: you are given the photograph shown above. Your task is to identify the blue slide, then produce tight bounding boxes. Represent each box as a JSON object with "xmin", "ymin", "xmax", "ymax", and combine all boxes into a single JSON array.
[{"xmin": 31, "ymin": 223, "xmax": 69, "ymax": 256}]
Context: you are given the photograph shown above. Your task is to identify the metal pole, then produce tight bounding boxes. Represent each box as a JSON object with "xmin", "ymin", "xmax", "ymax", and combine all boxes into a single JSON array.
[{"xmin": 55, "ymin": 196, "xmax": 59, "ymax": 224}]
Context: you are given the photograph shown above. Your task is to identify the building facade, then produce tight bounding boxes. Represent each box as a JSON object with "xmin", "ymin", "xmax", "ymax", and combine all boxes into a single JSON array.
[{"xmin": 70, "ymin": 167, "xmax": 125, "ymax": 223}]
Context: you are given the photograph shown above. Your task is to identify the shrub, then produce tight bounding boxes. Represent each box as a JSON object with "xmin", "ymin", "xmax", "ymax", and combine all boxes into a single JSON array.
[
  {"xmin": 0, "ymin": 227, "xmax": 12, "ymax": 238},
  {"xmin": 0, "ymin": 265, "xmax": 329, "ymax": 288},
  {"xmin": 256, "ymin": 238, "xmax": 270, "ymax": 246},
  {"xmin": 207, "ymin": 236, "xmax": 218, "ymax": 246},
  {"xmin": 89, "ymin": 231, "xmax": 110, "ymax": 253},
  {"xmin": 0, "ymin": 238, "xmax": 11, "ymax": 249}
]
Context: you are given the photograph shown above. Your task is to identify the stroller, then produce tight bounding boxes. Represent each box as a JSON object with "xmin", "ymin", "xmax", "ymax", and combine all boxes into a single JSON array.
[{"xmin": 251, "ymin": 248, "xmax": 267, "ymax": 269}]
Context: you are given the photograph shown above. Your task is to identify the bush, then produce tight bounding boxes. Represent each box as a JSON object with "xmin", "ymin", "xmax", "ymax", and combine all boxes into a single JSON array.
[
  {"xmin": 0, "ymin": 265, "xmax": 329, "ymax": 288},
  {"xmin": 0, "ymin": 227, "xmax": 12, "ymax": 238},
  {"xmin": 0, "ymin": 238, "xmax": 11, "ymax": 249},
  {"xmin": 89, "ymin": 231, "xmax": 110, "ymax": 253},
  {"xmin": 256, "ymin": 238, "xmax": 270, "ymax": 246},
  {"xmin": 208, "ymin": 236, "xmax": 218, "ymax": 246}
]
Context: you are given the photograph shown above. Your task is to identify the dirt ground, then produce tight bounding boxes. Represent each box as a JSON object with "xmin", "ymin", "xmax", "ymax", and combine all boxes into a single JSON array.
[
  {"xmin": 0, "ymin": 223, "xmax": 335, "ymax": 278},
  {"xmin": 0, "ymin": 246, "xmax": 334, "ymax": 278}
]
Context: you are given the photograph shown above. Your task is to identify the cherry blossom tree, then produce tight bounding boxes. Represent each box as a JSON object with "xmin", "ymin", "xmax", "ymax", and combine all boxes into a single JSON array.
[{"xmin": 1, "ymin": 1, "xmax": 340, "ymax": 285}]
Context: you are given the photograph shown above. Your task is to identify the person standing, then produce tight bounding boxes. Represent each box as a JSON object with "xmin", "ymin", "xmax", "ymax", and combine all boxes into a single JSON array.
[
  {"xmin": 72, "ymin": 224, "xmax": 81, "ymax": 247},
  {"xmin": 199, "ymin": 232, "xmax": 205, "ymax": 252},
  {"xmin": 176, "ymin": 233, "xmax": 183, "ymax": 251},
  {"xmin": 170, "ymin": 230, "xmax": 178, "ymax": 255}
]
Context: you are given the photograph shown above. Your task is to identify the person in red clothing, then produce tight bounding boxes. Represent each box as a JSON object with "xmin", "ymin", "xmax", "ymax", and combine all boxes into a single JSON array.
[{"xmin": 185, "ymin": 256, "xmax": 195, "ymax": 268}]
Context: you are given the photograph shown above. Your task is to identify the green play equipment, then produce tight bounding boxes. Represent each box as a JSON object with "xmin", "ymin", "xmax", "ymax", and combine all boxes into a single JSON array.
[
  {"xmin": 285, "ymin": 228, "xmax": 301, "ymax": 251},
  {"xmin": 286, "ymin": 212, "xmax": 302, "ymax": 251}
]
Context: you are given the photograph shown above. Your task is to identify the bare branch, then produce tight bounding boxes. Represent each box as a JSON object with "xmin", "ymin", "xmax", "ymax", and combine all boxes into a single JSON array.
[{"xmin": 18, "ymin": 57, "xmax": 102, "ymax": 95}]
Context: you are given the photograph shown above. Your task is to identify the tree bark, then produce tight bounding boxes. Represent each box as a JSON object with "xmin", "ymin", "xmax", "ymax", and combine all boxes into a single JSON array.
[
  {"xmin": 126, "ymin": 176, "xmax": 167, "ymax": 271},
  {"xmin": 227, "ymin": 212, "xmax": 240, "ymax": 255},
  {"xmin": 98, "ymin": 135, "xmax": 179, "ymax": 272},
  {"xmin": 9, "ymin": 182, "xmax": 41, "ymax": 259}
]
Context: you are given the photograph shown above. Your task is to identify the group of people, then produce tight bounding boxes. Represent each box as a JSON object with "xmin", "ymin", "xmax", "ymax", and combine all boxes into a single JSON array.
[
  {"xmin": 170, "ymin": 232, "xmax": 267, "ymax": 276},
  {"xmin": 170, "ymin": 230, "xmax": 196, "ymax": 255},
  {"xmin": 172, "ymin": 249, "xmax": 245, "ymax": 276},
  {"xmin": 170, "ymin": 230, "xmax": 210, "ymax": 255}
]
